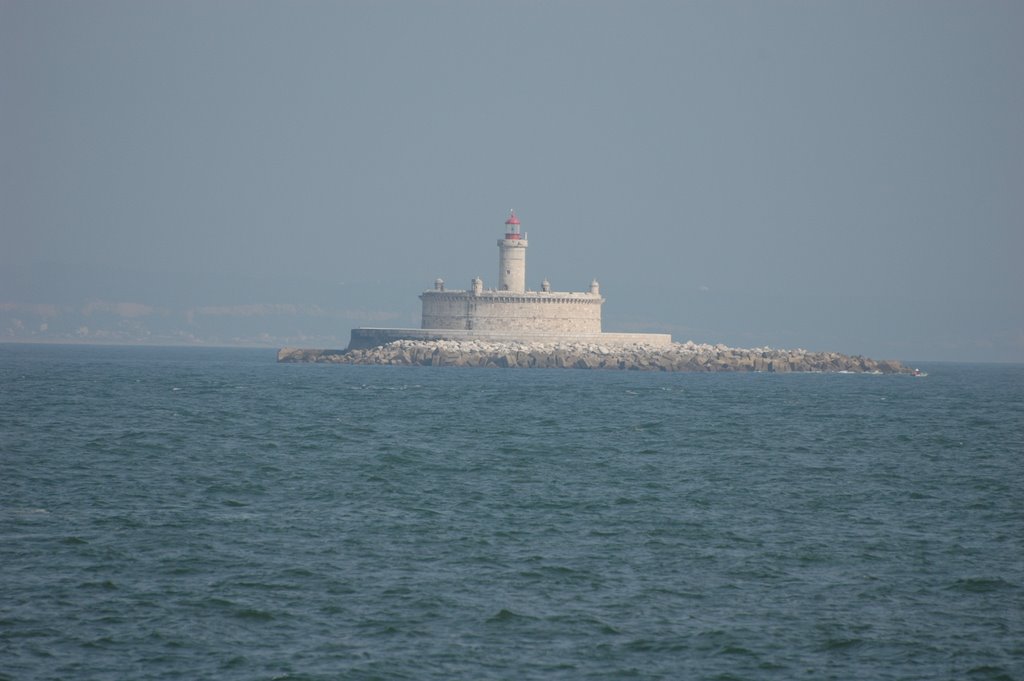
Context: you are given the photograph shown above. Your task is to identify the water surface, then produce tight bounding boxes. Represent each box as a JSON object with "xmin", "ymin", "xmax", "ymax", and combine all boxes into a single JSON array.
[{"xmin": 2, "ymin": 345, "xmax": 1021, "ymax": 680}]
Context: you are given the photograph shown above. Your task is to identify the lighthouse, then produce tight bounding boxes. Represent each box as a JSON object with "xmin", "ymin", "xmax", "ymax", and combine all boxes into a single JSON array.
[{"xmin": 497, "ymin": 210, "xmax": 528, "ymax": 293}]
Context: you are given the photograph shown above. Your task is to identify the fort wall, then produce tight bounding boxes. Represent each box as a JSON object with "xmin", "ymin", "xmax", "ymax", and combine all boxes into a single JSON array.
[{"xmin": 420, "ymin": 290, "xmax": 603, "ymax": 334}]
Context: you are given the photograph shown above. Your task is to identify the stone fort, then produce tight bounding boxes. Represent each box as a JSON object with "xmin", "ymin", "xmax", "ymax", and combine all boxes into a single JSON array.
[{"xmin": 347, "ymin": 211, "xmax": 671, "ymax": 349}]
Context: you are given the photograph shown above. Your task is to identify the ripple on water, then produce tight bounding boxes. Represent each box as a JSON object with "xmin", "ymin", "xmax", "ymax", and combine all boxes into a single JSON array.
[{"xmin": 2, "ymin": 348, "xmax": 1022, "ymax": 681}]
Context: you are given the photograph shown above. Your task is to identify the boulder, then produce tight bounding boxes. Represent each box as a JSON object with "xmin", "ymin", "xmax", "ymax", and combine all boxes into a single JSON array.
[{"xmin": 276, "ymin": 340, "xmax": 912, "ymax": 373}]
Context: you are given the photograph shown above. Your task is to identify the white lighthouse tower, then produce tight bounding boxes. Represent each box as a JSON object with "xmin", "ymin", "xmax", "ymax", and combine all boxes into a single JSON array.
[{"xmin": 497, "ymin": 210, "xmax": 528, "ymax": 293}]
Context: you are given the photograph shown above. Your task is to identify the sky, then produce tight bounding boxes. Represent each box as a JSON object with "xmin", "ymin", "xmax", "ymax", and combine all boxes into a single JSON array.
[{"xmin": 2, "ymin": 1, "xmax": 1022, "ymax": 362}]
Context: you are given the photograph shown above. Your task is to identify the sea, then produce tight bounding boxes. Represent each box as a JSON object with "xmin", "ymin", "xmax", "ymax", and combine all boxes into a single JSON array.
[{"xmin": 1, "ymin": 343, "xmax": 1021, "ymax": 681}]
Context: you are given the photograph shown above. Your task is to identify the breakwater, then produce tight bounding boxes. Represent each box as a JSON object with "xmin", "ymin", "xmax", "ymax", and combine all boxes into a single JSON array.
[{"xmin": 278, "ymin": 340, "xmax": 911, "ymax": 373}]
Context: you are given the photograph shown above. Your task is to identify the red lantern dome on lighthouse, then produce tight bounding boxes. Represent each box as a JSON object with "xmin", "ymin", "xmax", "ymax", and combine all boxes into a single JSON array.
[{"xmin": 504, "ymin": 210, "xmax": 521, "ymax": 240}]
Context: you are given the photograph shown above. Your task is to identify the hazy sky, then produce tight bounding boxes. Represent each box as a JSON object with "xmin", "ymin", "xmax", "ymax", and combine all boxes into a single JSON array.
[{"xmin": 3, "ymin": 1, "xmax": 1022, "ymax": 361}]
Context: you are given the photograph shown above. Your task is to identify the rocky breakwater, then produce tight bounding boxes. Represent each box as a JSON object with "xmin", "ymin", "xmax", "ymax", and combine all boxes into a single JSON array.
[{"xmin": 278, "ymin": 340, "xmax": 911, "ymax": 373}]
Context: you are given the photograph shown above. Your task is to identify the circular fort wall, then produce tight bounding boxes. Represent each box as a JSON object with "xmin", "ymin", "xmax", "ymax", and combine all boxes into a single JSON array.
[{"xmin": 421, "ymin": 292, "xmax": 602, "ymax": 333}]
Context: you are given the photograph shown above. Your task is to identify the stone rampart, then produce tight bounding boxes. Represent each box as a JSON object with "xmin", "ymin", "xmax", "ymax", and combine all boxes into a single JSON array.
[
  {"xmin": 419, "ymin": 290, "xmax": 603, "ymax": 333},
  {"xmin": 280, "ymin": 339, "xmax": 911, "ymax": 374}
]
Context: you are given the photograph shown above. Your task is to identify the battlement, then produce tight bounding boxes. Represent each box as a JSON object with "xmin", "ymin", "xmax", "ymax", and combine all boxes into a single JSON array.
[{"xmin": 421, "ymin": 289, "xmax": 604, "ymax": 303}]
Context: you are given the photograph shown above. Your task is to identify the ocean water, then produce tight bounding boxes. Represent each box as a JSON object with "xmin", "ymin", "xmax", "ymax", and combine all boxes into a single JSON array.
[{"xmin": 1, "ymin": 344, "xmax": 1021, "ymax": 681}]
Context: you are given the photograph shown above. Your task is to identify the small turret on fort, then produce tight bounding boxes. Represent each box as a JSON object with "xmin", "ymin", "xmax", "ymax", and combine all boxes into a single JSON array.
[{"xmin": 498, "ymin": 210, "xmax": 528, "ymax": 293}]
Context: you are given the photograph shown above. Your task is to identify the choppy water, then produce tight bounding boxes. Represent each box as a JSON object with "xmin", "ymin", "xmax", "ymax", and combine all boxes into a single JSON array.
[{"xmin": 1, "ymin": 344, "xmax": 1022, "ymax": 680}]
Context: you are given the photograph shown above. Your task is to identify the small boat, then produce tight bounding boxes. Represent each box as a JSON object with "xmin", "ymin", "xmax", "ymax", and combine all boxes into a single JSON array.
[{"xmin": 913, "ymin": 368, "xmax": 928, "ymax": 377}]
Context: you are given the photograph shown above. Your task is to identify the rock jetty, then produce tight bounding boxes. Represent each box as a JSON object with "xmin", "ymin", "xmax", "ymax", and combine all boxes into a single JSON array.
[{"xmin": 277, "ymin": 340, "xmax": 911, "ymax": 373}]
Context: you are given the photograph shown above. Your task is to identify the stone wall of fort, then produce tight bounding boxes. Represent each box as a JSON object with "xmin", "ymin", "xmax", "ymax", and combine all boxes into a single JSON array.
[{"xmin": 420, "ymin": 290, "xmax": 603, "ymax": 334}]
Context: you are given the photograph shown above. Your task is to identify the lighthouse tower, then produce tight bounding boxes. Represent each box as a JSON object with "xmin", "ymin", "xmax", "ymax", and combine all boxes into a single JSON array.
[{"xmin": 497, "ymin": 210, "xmax": 528, "ymax": 293}]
